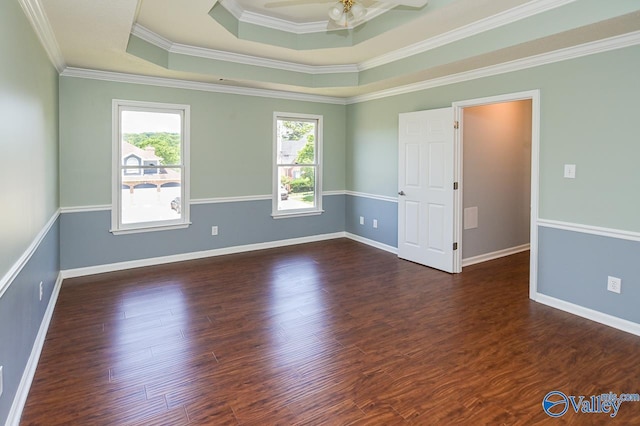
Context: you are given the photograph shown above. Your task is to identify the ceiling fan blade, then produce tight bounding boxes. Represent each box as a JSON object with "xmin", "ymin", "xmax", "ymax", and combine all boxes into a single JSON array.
[
  {"xmin": 265, "ymin": 0, "xmax": 333, "ymax": 8},
  {"xmin": 382, "ymin": 0, "xmax": 429, "ymax": 7}
]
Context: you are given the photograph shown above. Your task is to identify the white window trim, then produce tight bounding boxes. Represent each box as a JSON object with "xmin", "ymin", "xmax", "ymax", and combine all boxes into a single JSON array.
[
  {"xmin": 111, "ymin": 99, "xmax": 191, "ymax": 235},
  {"xmin": 272, "ymin": 112, "xmax": 323, "ymax": 218}
]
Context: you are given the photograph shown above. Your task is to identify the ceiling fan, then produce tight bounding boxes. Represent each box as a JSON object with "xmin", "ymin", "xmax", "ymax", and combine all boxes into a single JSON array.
[{"xmin": 265, "ymin": 0, "xmax": 429, "ymax": 28}]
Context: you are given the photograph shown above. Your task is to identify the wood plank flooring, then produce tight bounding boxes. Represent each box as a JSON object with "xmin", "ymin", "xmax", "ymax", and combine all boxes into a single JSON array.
[{"xmin": 21, "ymin": 239, "xmax": 640, "ymax": 425}]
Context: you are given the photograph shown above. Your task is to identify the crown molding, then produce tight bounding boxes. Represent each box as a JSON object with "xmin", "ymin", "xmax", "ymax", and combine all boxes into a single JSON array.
[
  {"xmin": 17, "ymin": 0, "xmax": 65, "ymax": 72},
  {"xmin": 61, "ymin": 29, "xmax": 640, "ymax": 107},
  {"xmin": 358, "ymin": 0, "xmax": 579, "ymax": 71},
  {"xmin": 219, "ymin": 0, "xmax": 393, "ymax": 34},
  {"xmin": 132, "ymin": 24, "xmax": 358, "ymax": 75},
  {"xmin": 131, "ymin": 23, "xmax": 172, "ymax": 50},
  {"xmin": 133, "ymin": 0, "xmax": 582, "ymax": 79},
  {"xmin": 169, "ymin": 42, "xmax": 359, "ymax": 75},
  {"xmin": 60, "ymin": 67, "xmax": 347, "ymax": 105},
  {"xmin": 347, "ymin": 30, "xmax": 640, "ymax": 104},
  {"xmin": 62, "ymin": 29, "xmax": 640, "ymax": 107},
  {"xmin": 239, "ymin": 10, "xmax": 328, "ymax": 34}
]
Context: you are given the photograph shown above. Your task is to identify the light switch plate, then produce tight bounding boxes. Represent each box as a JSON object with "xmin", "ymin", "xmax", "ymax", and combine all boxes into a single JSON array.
[{"xmin": 564, "ymin": 164, "xmax": 576, "ymax": 179}]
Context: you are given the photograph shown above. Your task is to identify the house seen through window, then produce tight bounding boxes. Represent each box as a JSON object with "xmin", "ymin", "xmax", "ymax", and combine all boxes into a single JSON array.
[
  {"xmin": 112, "ymin": 100, "xmax": 190, "ymax": 234},
  {"xmin": 273, "ymin": 113, "xmax": 323, "ymax": 217}
]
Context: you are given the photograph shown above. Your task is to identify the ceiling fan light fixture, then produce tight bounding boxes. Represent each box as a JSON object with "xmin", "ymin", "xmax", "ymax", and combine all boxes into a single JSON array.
[
  {"xmin": 328, "ymin": 0, "xmax": 368, "ymax": 27},
  {"xmin": 335, "ymin": 12, "xmax": 349, "ymax": 27},
  {"xmin": 350, "ymin": 3, "xmax": 366, "ymax": 20},
  {"xmin": 328, "ymin": 2, "xmax": 345, "ymax": 21}
]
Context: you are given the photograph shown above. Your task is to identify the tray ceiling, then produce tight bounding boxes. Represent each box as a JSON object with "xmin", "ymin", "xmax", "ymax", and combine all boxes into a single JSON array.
[{"xmin": 33, "ymin": 0, "xmax": 640, "ymax": 100}]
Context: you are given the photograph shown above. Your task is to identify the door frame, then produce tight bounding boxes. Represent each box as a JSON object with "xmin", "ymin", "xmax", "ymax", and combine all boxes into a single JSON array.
[{"xmin": 452, "ymin": 90, "xmax": 540, "ymax": 300}]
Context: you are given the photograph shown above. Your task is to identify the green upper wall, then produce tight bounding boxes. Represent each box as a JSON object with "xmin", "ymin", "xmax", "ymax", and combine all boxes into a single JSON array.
[
  {"xmin": 59, "ymin": 78, "xmax": 346, "ymax": 207},
  {"xmin": 346, "ymin": 44, "xmax": 640, "ymax": 233},
  {"xmin": 61, "ymin": 43, "xmax": 640, "ymax": 232},
  {"xmin": 0, "ymin": 0, "xmax": 59, "ymax": 280}
]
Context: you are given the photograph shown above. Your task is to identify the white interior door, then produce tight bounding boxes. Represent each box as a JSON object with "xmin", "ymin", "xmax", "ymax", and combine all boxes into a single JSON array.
[{"xmin": 398, "ymin": 107, "xmax": 455, "ymax": 273}]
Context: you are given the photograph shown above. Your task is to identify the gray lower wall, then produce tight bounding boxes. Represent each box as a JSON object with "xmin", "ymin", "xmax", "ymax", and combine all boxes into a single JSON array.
[
  {"xmin": 0, "ymin": 0, "xmax": 60, "ymax": 423},
  {"xmin": 345, "ymin": 195, "xmax": 398, "ymax": 248},
  {"xmin": 60, "ymin": 195, "xmax": 346, "ymax": 270},
  {"xmin": 538, "ymin": 226, "xmax": 640, "ymax": 324},
  {"xmin": 0, "ymin": 218, "xmax": 60, "ymax": 425},
  {"xmin": 2, "ymin": 200, "xmax": 638, "ymax": 426}
]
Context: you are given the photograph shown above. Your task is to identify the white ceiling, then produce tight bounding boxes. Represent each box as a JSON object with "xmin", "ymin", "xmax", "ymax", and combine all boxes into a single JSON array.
[{"xmin": 34, "ymin": 0, "xmax": 640, "ymax": 99}]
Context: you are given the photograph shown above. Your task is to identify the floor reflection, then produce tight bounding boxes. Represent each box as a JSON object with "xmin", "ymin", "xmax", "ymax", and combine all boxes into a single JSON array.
[
  {"xmin": 110, "ymin": 282, "xmax": 191, "ymax": 385},
  {"xmin": 266, "ymin": 256, "xmax": 330, "ymax": 366}
]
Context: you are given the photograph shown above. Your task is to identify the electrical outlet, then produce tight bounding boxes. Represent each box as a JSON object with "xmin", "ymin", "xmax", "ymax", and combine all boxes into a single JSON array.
[
  {"xmin": 373, "ymin": 219, "xmax": 378, "ymax": 229},
  {"xmin": 39, "ymin": 281, "xmax": 43, "ymax": 301},
  {"xmin": 359, "ymin": 216, "xmax": 364, "ymax": 225},
  {"xmin": 607, "ymin": 276, "xmax": 621, "ymax": 294},
  {"xmin": 211, "ymin": 226, "xmax": 219, "ymax": 236},
  {"xmin": 0, "ymin": 365, "xmax": 3, "ymax": 398}
]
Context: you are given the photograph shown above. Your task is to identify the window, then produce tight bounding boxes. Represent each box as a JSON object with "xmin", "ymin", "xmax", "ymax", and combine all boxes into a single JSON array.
[
  {"xmin": 273, "ymin": 113, "xmax": 323, "ymax": 217},
  {"xmin": 112, "ymin": 100, "xmax": 190, "ymax": 234},
  {"xmin": 123, "ymin": 155, "xmax": 142, "ymax": 176}
]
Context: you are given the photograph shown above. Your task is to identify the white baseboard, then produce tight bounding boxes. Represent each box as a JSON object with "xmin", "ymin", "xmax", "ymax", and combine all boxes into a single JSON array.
[
  {"xmin": 61, "ymin": 231, "xmax": 400, "ymax": 279},
  {"xmin": 462, "ymin": 243, "xmax": 530, "ymax": 267},
  {"xmin": 61, "ymin": 232, "xmax": 346, "ymax": 279},
  {"xmin": 535, "ymin": 293, "xmax": 640, "ymax": 337},
  {"xmin": 6, "ymin": 272, "xmax": 63, "ymax": 426},
  {"xmin": 345, "ymin": 232, "xmax": 398, "ymax": 254}
]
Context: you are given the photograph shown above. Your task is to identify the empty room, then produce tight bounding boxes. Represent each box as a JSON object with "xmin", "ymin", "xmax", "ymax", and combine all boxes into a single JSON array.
[{"xmin": 1, "ymin": 0, "xmax": 640, "ymax": 424}]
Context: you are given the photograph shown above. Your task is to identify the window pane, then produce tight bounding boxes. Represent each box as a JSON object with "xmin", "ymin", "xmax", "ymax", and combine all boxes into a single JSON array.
[
  {"xmin": 121, "ymin": 111, "xmax": 182, "ymax": 165},
  {"xmin": 278, "ymin": 166, "xmax": 315, "ymax": 211},
  {"xmin": 113, "ymin": 101, "xmax": 190, "ymax": 234},
  {"xmin": 276, "ymin": 119, "xmax": 315, "ymax": 165},
  {"xmin": 121, "ymin": 167, "xmax": 182, "ymax": 224}
]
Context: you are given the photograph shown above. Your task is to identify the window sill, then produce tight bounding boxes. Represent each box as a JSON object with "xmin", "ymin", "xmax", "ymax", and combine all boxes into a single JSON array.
[
  {"xmin": 271, "ymin": 210, "xmax": 324, "ymax": 219},
  {"xmin": 110, "ymin": 222, "xmax": 192, "ymax": 235}
]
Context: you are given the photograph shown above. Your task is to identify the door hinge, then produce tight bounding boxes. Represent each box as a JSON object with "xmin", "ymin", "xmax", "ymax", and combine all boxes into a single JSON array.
[
  {"xmin": 454, "ymin": 121, "xmax": 459, "ymax": 129},
  {"xmin": 453, "ymin": 242, "xmax": 458, "ymax": 250},
  {"xmin": 453, "ymin": 182, "xmax": 459, "ymax": 190}
]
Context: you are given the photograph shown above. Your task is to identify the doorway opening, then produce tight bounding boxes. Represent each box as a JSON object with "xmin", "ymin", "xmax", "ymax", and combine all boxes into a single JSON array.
[
  {"xmin": 460, "ymin": 100, "xmax": 532, "ymax": 265},
  {"xmin": 453, "ymin": 91, "xmax": 540, "ymax": 299}
]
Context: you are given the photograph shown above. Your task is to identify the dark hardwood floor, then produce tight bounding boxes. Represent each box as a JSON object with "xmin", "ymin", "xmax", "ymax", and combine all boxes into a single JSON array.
[{"xmin": 21, "ymin": 239, "xmax": 640, "ymax": 425}]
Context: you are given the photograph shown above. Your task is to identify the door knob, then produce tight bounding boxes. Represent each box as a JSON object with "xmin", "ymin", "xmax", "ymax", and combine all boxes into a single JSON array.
[{"xmin": 398, "ymin": 191, "xmax": 406, "ymax": 196}]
